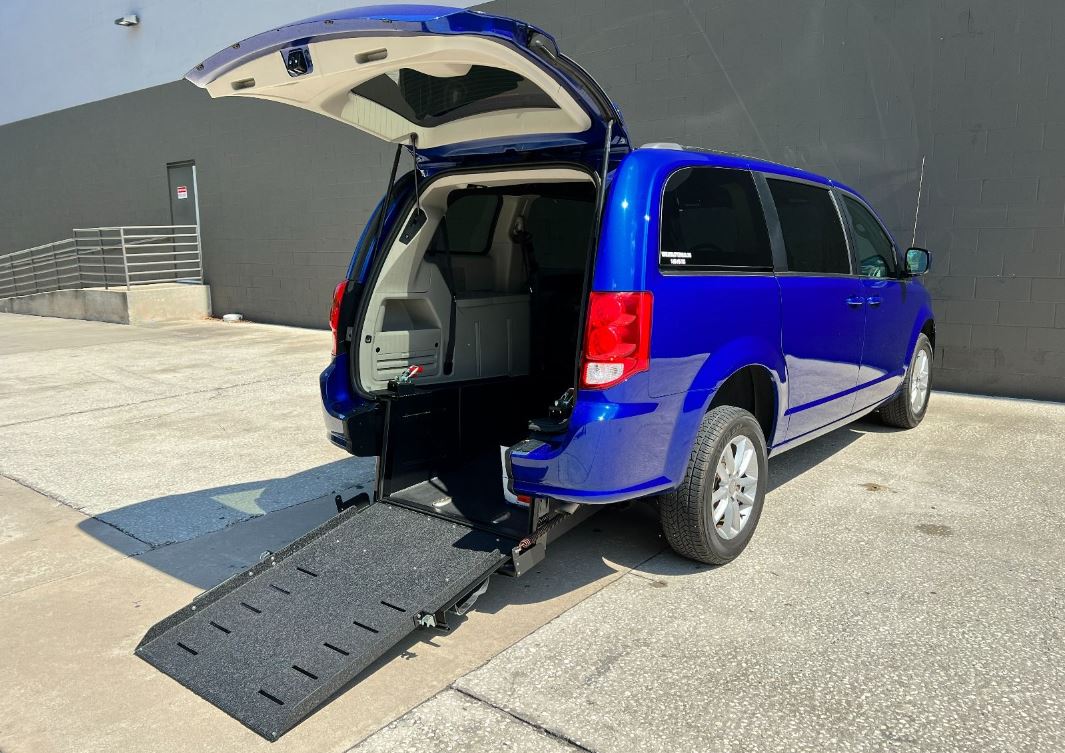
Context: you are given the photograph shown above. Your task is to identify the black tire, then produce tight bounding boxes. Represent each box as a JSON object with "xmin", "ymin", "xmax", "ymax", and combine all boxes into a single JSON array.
[
  {"xmin": 880, "ymin": 333, "xmax": 932, "ymax": 429},
  {"xmin": 659, "ymin": 406, "xmax": 768, "ymax": 565}
]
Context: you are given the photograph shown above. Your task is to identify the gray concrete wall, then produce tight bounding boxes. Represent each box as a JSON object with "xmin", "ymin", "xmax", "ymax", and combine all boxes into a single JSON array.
[
  {"xmin": 1, "ymin": 0, "xmax": 1064, "ymax": 400},
  {"xmin": 490, "ymin": 0, "xmax": 1065, "ymax": 401},
  {"xmin": 0, "ymin": 83, "xmax": 391, "ymax": 327}
]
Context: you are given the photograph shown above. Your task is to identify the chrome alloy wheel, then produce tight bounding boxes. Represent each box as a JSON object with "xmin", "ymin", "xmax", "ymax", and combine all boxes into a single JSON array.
[
  {"xmin": 910, "ymin": 348, "xmax": 931, "ymax": 413},
  {"xmin": 711, "ymin": 435, "xmax": 759, "ymax": 540}
]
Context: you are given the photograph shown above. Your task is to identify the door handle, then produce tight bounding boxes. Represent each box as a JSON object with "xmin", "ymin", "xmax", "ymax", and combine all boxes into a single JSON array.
[
  {"xmin": 845, "ymin": 296, "xmax": 865, "ymax": 308},
  {"xmin": 866, "ymin": 296, "xmax": 883, "ymax": 307}
]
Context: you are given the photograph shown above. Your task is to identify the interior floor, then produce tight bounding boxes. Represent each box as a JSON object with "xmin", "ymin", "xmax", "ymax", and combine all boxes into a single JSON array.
[
  {"xmin": 387, "ymin": 447, "xmax": 530, "ymax": 539},
  {"xmin": 380, "ymin": 376, "xmax": 549, "ymax": 535}
]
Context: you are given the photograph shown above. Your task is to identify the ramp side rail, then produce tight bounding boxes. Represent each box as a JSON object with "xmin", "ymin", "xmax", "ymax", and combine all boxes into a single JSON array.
[{"xmin": 0, "ymin": 225, "xmax": 203, "ymax": 298}]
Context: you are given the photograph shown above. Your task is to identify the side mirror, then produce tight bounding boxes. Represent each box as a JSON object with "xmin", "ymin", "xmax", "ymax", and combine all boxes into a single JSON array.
[{"xmin": 905, "ymin": 247, "xmax": 931, "ymax": 276}]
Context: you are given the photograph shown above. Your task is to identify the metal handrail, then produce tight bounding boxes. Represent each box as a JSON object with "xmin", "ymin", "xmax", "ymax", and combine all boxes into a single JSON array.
[{"xmin": 0, "ymin": 225, "xmax": 203, "ymax": 297}]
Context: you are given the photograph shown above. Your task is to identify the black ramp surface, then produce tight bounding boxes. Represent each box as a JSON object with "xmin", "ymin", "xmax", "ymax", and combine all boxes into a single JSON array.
[{"xmin": 136, "ymin": 502, "xmax": 512, "ymax": 740}]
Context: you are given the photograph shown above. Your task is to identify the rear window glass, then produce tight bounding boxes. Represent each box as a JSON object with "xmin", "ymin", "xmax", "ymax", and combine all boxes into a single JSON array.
[
  {"xmin": 767, "ymin": 179, "xmax": 850, "ymax": 275},
  {"xmin": 659, "ymin": 167, "xmax": 772, "ymax": 272},
  {"xmin": 525, "ymin": 196, "xmax": 595, "ymax": 271},
  {"xmin": 431, "ymin": 194, "xmax": 501, "ymax": 255},
  {"xmin": 352, "ymin": 66, "xmax": 559, "ymax": 128}
]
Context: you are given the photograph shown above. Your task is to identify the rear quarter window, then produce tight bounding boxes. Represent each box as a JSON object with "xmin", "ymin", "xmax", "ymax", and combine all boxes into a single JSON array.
[
  {"xmin": 431, "ymin": 194, "xmax": 502, "ymax": 255},
  {"xmin": 525, "ymin": 195, "xmax": 594, "ymax": 272},
  {"xmin": 659, "ymin": 167, "xmax": 773, "ymax": 272}
]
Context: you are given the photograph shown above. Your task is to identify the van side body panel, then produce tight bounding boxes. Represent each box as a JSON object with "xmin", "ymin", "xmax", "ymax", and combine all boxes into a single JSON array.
[{"xmin": 508, "ymin": 150, "xmax": 789, "ymax": 503}]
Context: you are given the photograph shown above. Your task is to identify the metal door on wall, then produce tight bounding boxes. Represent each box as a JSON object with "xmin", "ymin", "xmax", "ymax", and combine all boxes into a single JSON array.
[
  {"xmin": 167, "ymin": 162, "xmax": 199, "ymax": 227},
  {"xmin": 165, "ymin": 161, "xmax": 201, "ymax": 282}
]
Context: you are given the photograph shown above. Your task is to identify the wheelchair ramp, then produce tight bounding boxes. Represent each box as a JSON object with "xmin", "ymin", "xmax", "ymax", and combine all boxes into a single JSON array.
[{"xmin": 136, "ymin": 502, "xmax": 512, "ymax": 740}]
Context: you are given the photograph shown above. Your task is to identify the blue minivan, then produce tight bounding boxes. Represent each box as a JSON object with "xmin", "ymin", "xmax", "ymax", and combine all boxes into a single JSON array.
[{"xmin": 190, "ymin": 5, "xmax": 934, "ymax": 565}]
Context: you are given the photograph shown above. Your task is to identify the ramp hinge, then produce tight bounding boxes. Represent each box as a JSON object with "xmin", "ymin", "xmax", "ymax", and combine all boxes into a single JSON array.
[
  {"xmin": 414, "ymin": 611, "xmax": 449, "ymax": 632},
  {"xmin": 413, "ymin": 576, "xmax": 491, "ymax": 632},
  {"xmin": 335, "ymin": 491, "xmax": 370, "ymax": 514}
]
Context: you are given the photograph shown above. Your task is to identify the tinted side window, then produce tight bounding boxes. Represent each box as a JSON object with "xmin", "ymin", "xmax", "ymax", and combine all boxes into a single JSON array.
[
  {"xmin": 767, "ymin": 179, "xmax": 850, "ymax": 274},
  {"xmin": 660, "ymin": 167, "xmax": 772, "ymax": 271},
  {"xmin": 843, "ymin": 196, "xmax": 897, "ymax": 278},
  {"xmin": 432, "ymin": 194, "xmax": 501, "ymax": 255}
]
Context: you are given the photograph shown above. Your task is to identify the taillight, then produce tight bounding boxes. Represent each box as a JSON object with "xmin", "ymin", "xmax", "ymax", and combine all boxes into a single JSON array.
[
  {"xmin": 580, "ymin": 291, "xmax": 652, "ymax": 389},
  {"xmin": 329, "ymin": 281, "xmax": 346, "ymax": 356}
]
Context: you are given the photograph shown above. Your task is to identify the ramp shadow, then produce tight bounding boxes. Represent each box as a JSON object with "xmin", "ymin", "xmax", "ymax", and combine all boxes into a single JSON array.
[
  {"xmin": 75, "ymin": 416, "xmax": 886, "ymax": 590},
  {"xmin": 75, "ymin": 457, "xmax": 374, "ymax": 588}
]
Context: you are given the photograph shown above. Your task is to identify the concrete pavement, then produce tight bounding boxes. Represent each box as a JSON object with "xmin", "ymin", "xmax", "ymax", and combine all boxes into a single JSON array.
[
  {"xmin": 451, "ymin": 393, "xmax": 1065, "ymax": 753},
  {"xmin": 1, "ymin": 312, "xmax": 1063, "ymax": 753},
  {"xmin": 0, "ymin": 314, "xmax": 375, "ymax": 546}
]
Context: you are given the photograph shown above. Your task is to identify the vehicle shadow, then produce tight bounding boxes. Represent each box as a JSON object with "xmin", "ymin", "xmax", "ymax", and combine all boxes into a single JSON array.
[
  {"xmin": 337, "ymin": 417, "xmax": 894, "ymax": 707},
  {"xmin": 77, "ymin": 415, "xmax": 892, "ymax": 734},
  {"xmin": 635, "ymin": 414, "xmax": 889, "ymax": 579},
  {"xmin": 76, "ymin": 416, "xmax": 888, "ymax": 593},
  {"xmin": 768, "ymin": 414, "xmax": 887, "ymax": 491}
]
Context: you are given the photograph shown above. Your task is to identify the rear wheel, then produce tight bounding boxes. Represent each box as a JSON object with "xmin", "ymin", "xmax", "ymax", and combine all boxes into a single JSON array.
[
  {"xmin": 880, "ymin": 334, "xmax": 932, "ymax": 429},
  {"xmin": 659, "ymin": 406, "xmax": 767, "ymax": 565}
]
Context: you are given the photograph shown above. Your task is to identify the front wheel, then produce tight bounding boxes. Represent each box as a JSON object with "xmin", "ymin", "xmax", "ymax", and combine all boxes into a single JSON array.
[
  {"xmin": 659, "ymin": 406, "xmax": 768, "ymax": 565},
  {"xmin": 880, "ymin": 333, "xmax": 932, "ymax": 429}
]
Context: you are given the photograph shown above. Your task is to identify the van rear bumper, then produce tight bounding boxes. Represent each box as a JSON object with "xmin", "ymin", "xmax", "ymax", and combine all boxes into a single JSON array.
[
  {"xmin": 321, "ymin": 361, "xmax": 383, "ymax": 456},
  {"xmin": 322, "ymin": 361, "xmax": 699, "ymax": 504},
  {"xmin": 508, "ymin": 386, "xmax": 697, "ymax": 505}
]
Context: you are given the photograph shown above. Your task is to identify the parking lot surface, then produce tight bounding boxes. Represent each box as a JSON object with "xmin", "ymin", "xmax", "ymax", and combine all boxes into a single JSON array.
[{"xmin": 1, "ymin": 312, "xmax": 1062, "ymax": 753}]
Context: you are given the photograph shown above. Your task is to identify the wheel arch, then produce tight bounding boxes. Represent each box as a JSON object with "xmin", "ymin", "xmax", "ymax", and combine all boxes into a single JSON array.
[
  {"xmin": 920, "ymin": 317, "xmax": 936, "ymax": 351},
  {"xmin": 706, "ymin": 364, "xmax": 780, "ymax": 448},
  {"xmin": 906, "ymin": 305, "xmax": 936, "ymax": 363}
]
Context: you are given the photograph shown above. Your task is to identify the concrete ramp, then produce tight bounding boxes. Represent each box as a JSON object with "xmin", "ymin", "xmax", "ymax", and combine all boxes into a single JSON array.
[{"xmin": 0, "ymin": 283, "xmax": 211, "ymax": 324}]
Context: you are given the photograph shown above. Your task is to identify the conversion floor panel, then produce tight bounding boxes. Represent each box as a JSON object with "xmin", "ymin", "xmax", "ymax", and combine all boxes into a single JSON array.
[{"xmin": 136, "ymin": 502, "xmax": 513, "ymax": 740}]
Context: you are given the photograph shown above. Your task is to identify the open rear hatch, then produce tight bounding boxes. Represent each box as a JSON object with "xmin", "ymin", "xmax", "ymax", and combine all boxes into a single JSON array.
[{"xmin": 186, "ymin": 5, "xmax": 628, "ymax": 161}]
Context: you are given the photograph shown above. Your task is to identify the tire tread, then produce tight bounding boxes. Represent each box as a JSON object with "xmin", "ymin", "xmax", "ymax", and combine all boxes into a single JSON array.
[
  {"xmin": 659, "ymin": 405, "xmax": 752, "ymax": 565},
  {"xmin": 880, "ymin": 334, "xmax": 931, "ymax": 429}
]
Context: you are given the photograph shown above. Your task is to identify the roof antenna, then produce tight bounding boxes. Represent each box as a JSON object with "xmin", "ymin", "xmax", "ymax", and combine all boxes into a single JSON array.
[{"xmin": 911, "ymin": 155, "xmax": 926, "ymax": 247}]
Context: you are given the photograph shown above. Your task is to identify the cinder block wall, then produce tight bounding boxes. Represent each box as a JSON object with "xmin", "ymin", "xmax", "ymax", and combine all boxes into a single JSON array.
[
  {"xmin": 0, "ymin": 84, "xmax": 391, "ymax": 327},
  {"xmin": 488, "ymin": 0, "xmax": 1065, "ymax": 400},
  {"xmin": 1, "ymin": 0, "xmax": 1063, "ymax": 400}
]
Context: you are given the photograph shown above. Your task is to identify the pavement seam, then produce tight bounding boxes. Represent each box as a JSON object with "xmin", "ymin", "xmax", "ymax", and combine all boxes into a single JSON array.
[
  {"xmin": 0, "ymin": 557, "xmax": 130, "ymax": 601},
  {"xmin": 449, "ymin": 686, "xmax": 597, "ymax": 753},
  {"xmin": 339, "ymin": 540, "xmax": 669, "ymax": 753},
  {"xmin": 0, "ymin": 373, "xmax": 311, "ymax": 430},
  {"xmin": 0, "ymin": 331, "xmax": 175, "ymax": 356},
  {"xmin": 0, "ymin": 471, "xmax": 156, "ymax": 546},
  {"xmin": 436, "ymin": 541, "xmax": 670, "ymax": 752}
]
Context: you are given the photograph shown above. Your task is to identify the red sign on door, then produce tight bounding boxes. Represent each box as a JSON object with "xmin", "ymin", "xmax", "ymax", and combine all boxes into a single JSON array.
[{"xmin": 176, "ymin": 185, "xmax": 188, "ymax": 200}]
